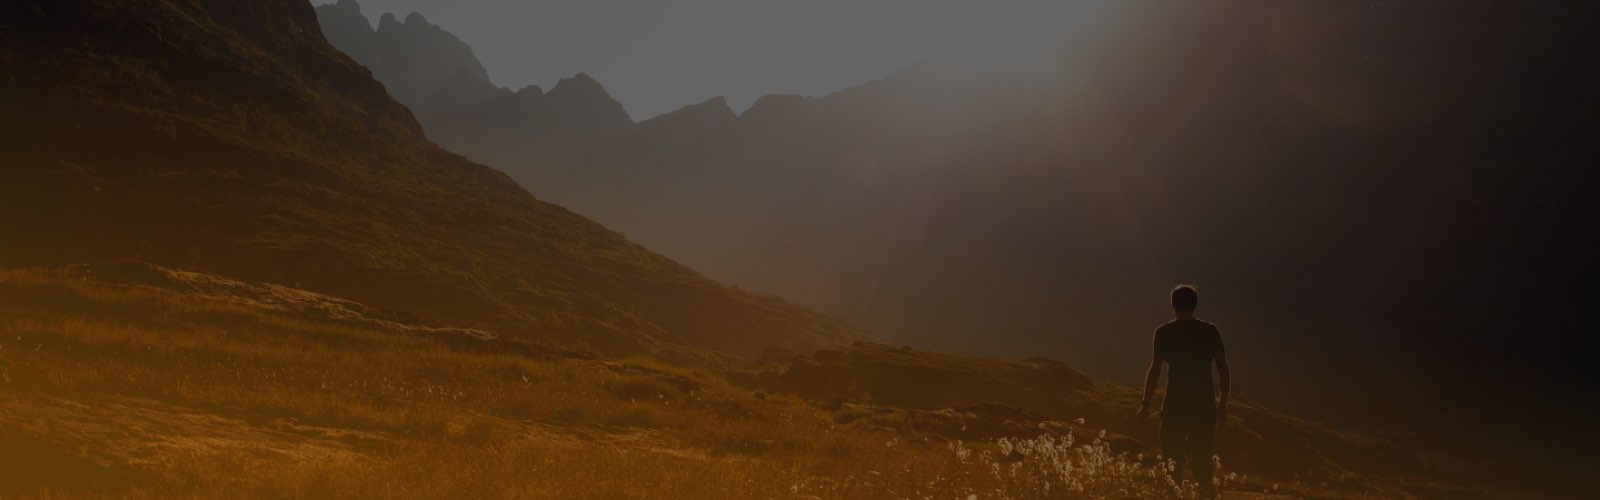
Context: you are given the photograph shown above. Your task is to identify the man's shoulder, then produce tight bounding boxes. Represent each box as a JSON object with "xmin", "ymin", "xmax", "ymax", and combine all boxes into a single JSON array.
[
  {"xmin": 1158, "ymin": 319, "xmax": 1223, "ymax": 337},
  {"xmin": 1158, "ymin": 318, "xmax": 1218, "ymax": 328}
]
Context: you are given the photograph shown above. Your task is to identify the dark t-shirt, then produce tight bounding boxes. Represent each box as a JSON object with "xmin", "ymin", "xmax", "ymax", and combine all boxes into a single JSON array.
[{"xmin": 1153, "ymin": 318, "xmax": 1224, "ymax": 416}]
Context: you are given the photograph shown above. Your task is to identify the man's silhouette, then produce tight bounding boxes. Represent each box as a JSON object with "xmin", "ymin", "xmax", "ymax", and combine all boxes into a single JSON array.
[{"xmin": 1137, "ymin": 284, "xmax": 1231, "ymax": 497}]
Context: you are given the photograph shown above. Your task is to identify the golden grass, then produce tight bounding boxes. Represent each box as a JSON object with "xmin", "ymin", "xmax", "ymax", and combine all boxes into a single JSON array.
[
  {"xmin": 0, "ymin": 267, "xmax": 1451, "ymax": 499},
  {"xmin": 0, "ymin": 267, "xmax": 998, "ymax": 498}
]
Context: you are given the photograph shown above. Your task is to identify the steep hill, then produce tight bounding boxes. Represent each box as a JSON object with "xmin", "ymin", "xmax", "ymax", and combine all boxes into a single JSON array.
[{"xmin": 0, "ymin": 0, "xmax": 861, "ymax": 359}]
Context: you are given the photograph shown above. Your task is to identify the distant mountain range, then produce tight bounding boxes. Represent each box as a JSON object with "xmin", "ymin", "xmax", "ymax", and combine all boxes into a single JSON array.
[
  {"xmin": 314, "ymin": 0, "xmax": 632, "ymax": 175},
  {"xmin": 309, "ymin": 0, "xmax": 1587, "ymax": 430},
  {"xmin": 0, "ymin": 0, "xmax": 861, "ymax": 360},
  {"xmin": 0, "ymin": 0, "xmax": 1586, "ymax": 495}
]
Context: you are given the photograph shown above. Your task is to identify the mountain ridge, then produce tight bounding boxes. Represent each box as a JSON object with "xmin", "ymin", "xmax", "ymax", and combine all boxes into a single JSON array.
[
  {"xmin": 0, "ymin": 0, "xmax": 861, "ymax": 360},
  {"xmin": 315, "ymin": 2, "xmax": 1587, "ymax": 438}
]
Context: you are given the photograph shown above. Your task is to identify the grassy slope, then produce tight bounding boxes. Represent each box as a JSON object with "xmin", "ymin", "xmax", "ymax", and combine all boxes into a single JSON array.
[
  {"xmin": 0, "ymin": 0, "xmax": 858, "ymax": 360},
  {"xmin": 0, "ymin": 1, "xmax": 1483, "ymax": 497},
  {"xmin": 733, "ymin": 343, "xmax": 1457, "ymax": 492},
  {"xmin": 0, "ymin": 265, "xmax": 1468, "ymax": 498},
  {"xmin": 0, "ymin": 264, "xmax": 891, "ymax": 498}
]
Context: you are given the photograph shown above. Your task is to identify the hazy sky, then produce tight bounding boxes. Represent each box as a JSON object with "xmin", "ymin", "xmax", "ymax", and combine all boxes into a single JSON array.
[{"xmin": 314, "ymin": 0, "xmax": 1086, "ymax": 120}]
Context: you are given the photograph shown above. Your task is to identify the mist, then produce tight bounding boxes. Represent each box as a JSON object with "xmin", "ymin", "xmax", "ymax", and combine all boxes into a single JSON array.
[
  {"xmin": 312, "ymin": 0, "xmax": 1101, "ymax": 119},
  {"xmin": 1, "ymin": 0, "xmax": 1584, "ymax": 497}
]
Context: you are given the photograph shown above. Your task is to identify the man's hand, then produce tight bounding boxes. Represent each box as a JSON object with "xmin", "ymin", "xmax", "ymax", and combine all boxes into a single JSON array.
[
  {"xmin": 1215, "ymin": 405, "xmax": 1228, "ymax": 428},
  {"xmin": 1139, "ymin": 355, "xmax": 1163, "ymax": 423}
]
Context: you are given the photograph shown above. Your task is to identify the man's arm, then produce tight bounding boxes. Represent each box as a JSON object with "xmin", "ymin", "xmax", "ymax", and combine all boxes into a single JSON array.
[
  {"xmin": 1215, "ymin": 351, "xmax": 1232, "ymax": 426},
  {"xmin": 1138, "ymin": 354, "xmax": 1162, "ymax": 419}
]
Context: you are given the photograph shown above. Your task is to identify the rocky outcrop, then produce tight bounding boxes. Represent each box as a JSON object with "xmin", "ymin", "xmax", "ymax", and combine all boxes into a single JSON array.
[
  {"xmin": 313, "ymin": 2, "xmax": 635, "ymax": 171},
  {"xmin": 314, "ymin": 1, "xmax": 492, "ymax": 109},
  {"xmin": 313, "ymin": 0, "xmax": 375, "ymax": 61}
]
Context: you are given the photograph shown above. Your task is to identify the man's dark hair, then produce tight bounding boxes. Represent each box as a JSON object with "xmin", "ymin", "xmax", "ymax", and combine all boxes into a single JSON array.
[{"xmin": 1171, "ymin": 284, "xmax": 1199, "ymax": 311}]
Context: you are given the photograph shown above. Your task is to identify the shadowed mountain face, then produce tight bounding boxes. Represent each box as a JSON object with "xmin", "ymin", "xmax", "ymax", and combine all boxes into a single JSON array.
[
  {"xmin": 313, "ymin": 0, "xmax": 633, "ymax": 170},
  {"xmin": 317, "ymin": 1, "xmax": 1588, "ymax": 431},
  {"xmin": 0, "ymin": 0, "xmax": 862, "ymax": 359},
  {"xmin": 313, "ymin": 0, "xmax": 488, "ymax": 108}
]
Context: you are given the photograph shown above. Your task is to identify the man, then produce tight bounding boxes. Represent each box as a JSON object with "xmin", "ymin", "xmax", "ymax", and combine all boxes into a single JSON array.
[{"xmin": 1137, "ymin": 284, "xmax": 1231, "ymax": 496}]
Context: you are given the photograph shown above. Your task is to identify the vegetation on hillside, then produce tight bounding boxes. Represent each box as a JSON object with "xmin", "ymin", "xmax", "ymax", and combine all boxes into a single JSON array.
[{"xmin": 0, "ymin": 265, "xmax": 1470, "ymax": 498}]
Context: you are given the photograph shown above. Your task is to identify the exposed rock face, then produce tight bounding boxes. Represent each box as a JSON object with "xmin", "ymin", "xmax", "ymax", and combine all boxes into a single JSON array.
[
  {"xmin": 370, "ymin": 11, "xmax": 492, "ymax": 107},
  {"xmin": 313, "ymin": 0, "xmax": 375, "ymax": 62},
  {"xmin": 314, "ymin": 0, "xmax": 492, "ymax": 109},
  {"xmin": 313, "ymin": 1, "xmax": 635, "ymax": 177}
]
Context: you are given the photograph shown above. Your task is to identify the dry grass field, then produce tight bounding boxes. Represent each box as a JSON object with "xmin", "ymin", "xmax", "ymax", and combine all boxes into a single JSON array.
[
  {"xmin": 0, "ymin": 263, "xmax": 858, "ymax": 498},
  {"xmin": 0, "ymin": 264, "xmax": 1466, "ymax": 499}
]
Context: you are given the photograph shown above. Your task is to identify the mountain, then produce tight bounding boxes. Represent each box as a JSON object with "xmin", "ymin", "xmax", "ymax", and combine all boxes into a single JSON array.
[
  {"xmin": 313, "ymin": 0, "xmax": 633, "ymax": 172},
  {"xmin": 0, "ymin": 0, "xmax": 861, "ymax": 360},
  {"xmin": 419, "ymin": 72, "xmax": 634, "ymax": 181},
  {"xmin": 331, "ymin": 1, "xmax": 1587, "ymax": 435},
  {"xmin": 312, "ymin": 0, "xmax": 489, "ymax": 109},
  {"xmin": 0, "ymin": 0, "xmax": 1558, "ymax": 496},
  {"xmin": 0, "ymin": 262, "xmax": 1473, "ymax": 497}
]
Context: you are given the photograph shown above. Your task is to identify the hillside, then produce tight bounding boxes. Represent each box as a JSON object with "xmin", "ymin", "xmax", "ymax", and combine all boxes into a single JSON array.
[
  {"xmin": 730, "ymin": 342, "xmax": 1430, "ymax": 485},
  {"xmin": 0, "ymin": 263, "xmax": 888, "ymax": 497},
  {"xmin": 0, "ymin": 0, "xmax": 860, "ymax": 359},
  {"xmin": 0, "ymin": 265, "xmax": 1472, "ymax": 498},
  {"xmin": 333, "ymin": 2, "xmax": 1587, "ymax": 430},
  {"xmin": 0, "ymin": 0, "xmax": 1570, "ymax": 496}
]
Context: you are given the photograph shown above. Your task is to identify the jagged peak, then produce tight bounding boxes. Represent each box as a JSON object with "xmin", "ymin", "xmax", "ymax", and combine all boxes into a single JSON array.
[
  {"xmin": 314, "ymin": 0, "xmax": 375, "ymax": 37},
  {"xmin": 377, "ymin": 11, "xmax": 437, "ymax": 32},
  {"xmin": 322, "ymin": 0, "xmax": 366, "ymax": 16},
  {"xmin": 377, "ymin": 12, "xmax": 400, "ymax": 30},
  {"xmin": 549, "ymin": 72, "xmax": 610, "ymax": 97}
]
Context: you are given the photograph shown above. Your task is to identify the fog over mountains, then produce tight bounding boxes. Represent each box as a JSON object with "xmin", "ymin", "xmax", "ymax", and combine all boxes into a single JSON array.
[
  {"xmin": 314, "ymin": 0, "xmax": 1093, "ymax": 119},
  {"xmin": 0, "ymin": 0, "xmax": 1586, "ymax": 495},
  {"xmin": 314, "ymin": 1, "xmax": 1587, "ymax": 438}
]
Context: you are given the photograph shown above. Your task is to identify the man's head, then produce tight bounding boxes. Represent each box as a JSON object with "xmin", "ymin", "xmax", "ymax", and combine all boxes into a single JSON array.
[{"xmin": 1170, "ymin": 284, "xmax": 1199, "ymax": 314}]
